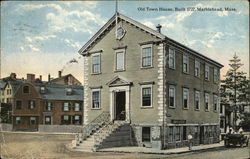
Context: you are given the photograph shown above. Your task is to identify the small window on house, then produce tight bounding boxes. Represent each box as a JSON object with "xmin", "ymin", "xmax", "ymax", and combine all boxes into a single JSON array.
[
  {"xmin": 1, "ymin": 90, "xmax": 4, "ymax": 96},
  {"xmin": 205, "ymin": 93, "xmax": 209, "ymax": 111},
  {"xmin": 183, "ymin": 54, "xmax": 189, "ymax": 73},
  {"xmin": 66, "ymin": 88, "xmax": 73, "ymax": 95},
  {"xmin": 142, "ymin": 46, "xmax": 152, "ymax": 67},
  {"xmin": 63, "ymin": 102, "xmax": 70, "ymax": 111},
  {"xmin": 169, "ymin": 126, "xmax": 174, "ymax": 142},
  {"xmin": 195, "ymin": 90, "xmax": 200, "ymax": 110},
  {"xmin": 73, "ymin": 115, "xmax": 81, "ymax": 125},
  {"xmin": 175, "ymin": 127, "xmax": 181, "ymax": 141},
  {"xmin": 220, "ymin": 104, "xmax": 223, "ymax": 114},
  {"xmin": 92, "ymin": 54, "xmax": 101, "ymax": 74},
  {"xmin": 16, "ymin": 117, "xmax": 21, "ymax": 124},
  {"xmin": 61, "ymin": 115, "xmax": 71, "ymax": 124},
  {"xmin": 142, "ymin": 127, "xmax": 151, "ymax": 142},
  {"xmin": 28, "ymin": 100, "xmax": 36, "ymax": 109},
  {"xmin": 30, "ymin": 117, "xmax": 36, "ymax": 125},
  {"xmin": 205, "ymin": 65, "xmax": 209, "ymax": 80},
  {"xmin": 74, "ymin": 103, "xmax": 81, "ymax": 111},
  {"xmin": 213, "ymin": 94, "xmax": 218, "ymax": 111},
  {"xmin": 40, "ymin": 86, "xmax": 46, "ymax": 93},
  {"xmin": 16, "ymin": 101, "xmax": 22, "ymax": 109},
  {"xmin": 142, "ymin": 86, "xmax": 152, "ymax": 107},
  {"xmin": 194, "ymin": 126, "xmax": 198, "ymax": 139},
  {"xmin": 183, "ymin": 126, "xmax": 187, "ymax": 140},
  {"xmin": 92, "ymin": 90, "xmax": 100, "ymax": 109},
  {"xmin": 23, "ymin": 86, "xmax": 29, "ymax": 94},
  {"xmin": 169, "ymin": 49, "xmax": 175, "ymax": 69},
  {"xmin": 183, "ymin": 88, "xmax": 189, "ymax": 109},
  {"xmin": 46, "ymin": 102, "xmax": 52, "ymax": 111},
  {"xmin": 116, "ymin": 51, "xmax": 125, "ymax": 70},
  {"xmin": 214, "ymin": 68, "xmax": 219, "ymax": 83},
  {"xmin": 45, "ymin": 116, "xmax": 51, "ymax": 125},
  {"xmin": 169, "ymin": 86, "xmax": 175, "ymax": 108},
  {"xmin": 195, "ymin": 60, "xmax": 200, "ymax": 77}
]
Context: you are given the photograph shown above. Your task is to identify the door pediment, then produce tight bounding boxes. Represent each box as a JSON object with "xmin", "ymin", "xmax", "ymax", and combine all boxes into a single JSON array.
[{"xmin": 106, "ymin": 75, "xmax": 132, "ymax": 87}]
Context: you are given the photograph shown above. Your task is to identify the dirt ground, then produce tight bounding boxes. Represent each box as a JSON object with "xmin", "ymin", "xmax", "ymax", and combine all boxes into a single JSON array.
[{"xmin": 0, "ymin": 132, "xmax": 164, "ymax": 159}]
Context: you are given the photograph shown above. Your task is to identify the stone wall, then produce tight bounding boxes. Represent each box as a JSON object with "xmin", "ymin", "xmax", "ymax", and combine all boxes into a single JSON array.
[
  {"xmin": 0, "ymin": 123, "xmax": 13, "ymax": 131},
  {"xmin": 38, "ymin": 125, "xmax": 83, "ymax": 133}
]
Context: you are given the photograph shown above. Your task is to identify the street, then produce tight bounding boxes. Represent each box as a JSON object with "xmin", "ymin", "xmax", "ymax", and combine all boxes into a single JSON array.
[{"xmin": 0, "ymin": 132, "xmax": 249, "ymax": 159}]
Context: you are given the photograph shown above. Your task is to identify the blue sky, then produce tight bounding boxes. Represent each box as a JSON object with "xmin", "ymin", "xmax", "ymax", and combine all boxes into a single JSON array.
[{"xmin": 1, "ymin": 1, "xmax": 249, "ymax": 82}]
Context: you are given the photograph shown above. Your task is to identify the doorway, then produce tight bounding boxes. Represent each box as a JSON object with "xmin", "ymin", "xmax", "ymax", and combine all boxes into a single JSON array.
[
  {"xmin": 115, "ymin": 91, "xmax": 126, "ymax": 120},
  {"xmin": 200, "ymin": 126, "xmax": 204, "ymax": 144}
]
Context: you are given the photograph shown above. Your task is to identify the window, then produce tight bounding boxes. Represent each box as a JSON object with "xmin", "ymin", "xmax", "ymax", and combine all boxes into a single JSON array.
[
  {"xmin": 175, "ymin": 127, "xmax": 181, "ymax": 141},
  {"xmin": 16, "ymin": 100, "xmax": 22, "ymax": 109},
  {"xmin": 63, "ymin": 102, "xmax": 70, "ymax": 111},
  {"xmin": 142, "ymin": 86, "xmax": 152, "ymax": 107},
  {"xmin": 195, "ymin": 90, "xmax": 200, "ymax": 110},
  {"xmin": 205, "ymin": 65, "xmax": 209, "ymax": 80},
  {"xmin": 61, "ymin": 115, "xmax": 71, "ymax": 124},
  {"xmin": 9, "ymin": 89, "xmax": 11, "ymax": 95},
  {"xmin": 30, "ymin": 117, "xmax": 36, "ymax": 125},
  {"xmin": 92, "ymin": 90, "xmax": 100, "ymax": 109},
  {"xmin": 16, "ymin": 117, "xmax": 21, "ymax": 124},
  {"xmin": 183, "ymin": 54, "xmax": 189, "ymax": 73},
  {"xmin": 92, "ymin": 54, "xmax": 101, "ymax": 73},
  {"xmin": 205, "ymin": 93, "xmax": 209, "ymax": 111},
  {"xmin": 116, "ymin": 51, "xmax": 125, "ymax": 70},
  {"xmin": 195, "ymin": 60, "xmax": 200, "ymax": 77},
  {"xmin": 66, "ymin": 88, "xmax": 73, "ymax": 95},
  {"xmin": 1, "ymin": 90, "xmax": 4, "ymax": 96},
  {"xmin": 213, "ymin": 94, "xmax": 218, "ymax": 111},
  {"xmin": 183, "ymin": 88, "xmax": 189, "ymax": 109},
  {"xmin": 183, "ymin": 126, "xmax": 187, "ymax": 140},
  {"xmin": 169, "ymin": 127, "xmax": 174, "ymax": 142},
  {"xmin": 45, "ymin": 116, "xmax": 51, "ymax": 125},
  {"xmin": 23, "ymin": 86, "xmax": 29, "ymax": 94},
  {"xmin": 74, "ymin": 103, "xmax": 81, "ymax": 111},
  {"xmin": 169, "ymin": 48, "xmax": 175, "ymax": 69},
  {"xmin": 220, "ymin": 104, "xmax": 223, "ymax": 114},
  {"xmin": 194, "ymin": 126, "xmax": 198, "ymax": 139},
  {"xmin": 28, "ymin": 100, "xmax": 36, "ymax": 109},
  {"xmin": 142, "ymin": 127, "xmax": 151, "ymax": 142},
  {"xmin": 46, "ymin": 102, "xmax": 52, "ymax": 111},
  {"xmin": 169, "ymin": 86, "xmax": 175, "ymax": 108},
  {"xmin": 73, "ymin": 115, "xmax": 82, "ymax": 125},
  {"xmin": 214, "ymin": 68, "xmax": 219, "ymax": 83},
  {"xmin": 40, "ymin": 86, "xmax": 45, "ymax": 93},
  {"xmin": 142, "ymin": 46, "xmax": 152, "ymax": 67}
]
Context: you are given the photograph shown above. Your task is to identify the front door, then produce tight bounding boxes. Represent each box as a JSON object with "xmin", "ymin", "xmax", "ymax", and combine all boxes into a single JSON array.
[
  {"xmin": 115, "ymin": 91, "xmax": 126, "ymax": 120},
  {"xmin": 200, "ymin": 126, "xmax": 204, "ymax": 144}
]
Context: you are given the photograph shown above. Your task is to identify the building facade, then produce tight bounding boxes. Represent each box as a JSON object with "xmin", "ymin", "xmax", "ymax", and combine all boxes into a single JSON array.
[{"xmin": 79, "ymin": 13, "xmax": 223, "ymax": 149}]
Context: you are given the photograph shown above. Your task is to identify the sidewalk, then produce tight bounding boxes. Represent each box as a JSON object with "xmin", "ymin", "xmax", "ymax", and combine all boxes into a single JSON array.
[{"xmin": 98, "ymin": 142, "xmax": 224, "ymax": 155}]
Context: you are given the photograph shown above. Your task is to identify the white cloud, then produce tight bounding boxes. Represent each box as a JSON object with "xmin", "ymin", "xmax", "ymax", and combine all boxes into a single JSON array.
[
  {"xmin": 28, "ymin": 44, "xmax": 40, "ymax": 52},
  {"xmin": 218, "ymin": 11, "xmax": 228, "ymax": 17},
  {"xmin": 25, "ymin": 36, "xmax": 33, "ymax": 42},
  {"xmin": 142, "ymin": 21, "xmax": 155, "ymax": 29},
  {"xmin": 20, "ymin": 46, "xmax": 24, "ymax": 51},
  {"xmin": 63, "ymin": 38, "xmax": 81, "ymax": 49},
  {"xmin": 162, "ymin": 22, "xmax": 174, "ymax": 29}
]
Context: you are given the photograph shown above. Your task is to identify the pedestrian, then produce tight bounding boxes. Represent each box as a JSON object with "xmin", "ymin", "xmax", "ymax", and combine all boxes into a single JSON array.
[{"xmin": 188, "ymin": 133, "xmax": 193, "ymax": 150}]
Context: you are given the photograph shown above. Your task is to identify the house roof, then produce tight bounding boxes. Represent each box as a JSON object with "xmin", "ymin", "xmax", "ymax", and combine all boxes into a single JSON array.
[
  {"xmin": 78, "ymin": 12, "xmax": 223, "ymax": 68},
  {"xmin": 50, "ymin": 74, "xmax": 81, "ymax": 85}
]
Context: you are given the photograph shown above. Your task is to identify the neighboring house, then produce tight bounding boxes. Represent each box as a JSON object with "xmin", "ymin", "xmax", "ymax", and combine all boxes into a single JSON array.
[
  {"xmin": 50, "ymin": 71, "xmax": 82, "ymax": 86},
  {"xmin": 78, "ymin": 13, "xmax": 223, "ymax": 150}
]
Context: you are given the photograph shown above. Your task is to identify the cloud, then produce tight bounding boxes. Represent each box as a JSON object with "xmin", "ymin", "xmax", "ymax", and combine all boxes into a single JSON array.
[
  {"xmin": 218, "ymin": 10, "xmax": 229, "ymax": 17},
  {"xmin": 63, "ymin": 38, "xmax": 81, "ymax": 49},
  {"xmin": 142, "ymin": 21, "xmax": 155, "ymax": 29},
  {"xmin": 28, "ymin": 44, "xmax": 40, "ymax": 52}
]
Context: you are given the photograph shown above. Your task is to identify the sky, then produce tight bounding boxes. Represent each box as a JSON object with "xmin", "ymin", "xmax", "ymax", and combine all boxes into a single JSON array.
[{"xmin": 1, "ymin": 1, "xmax": 249, "ymax": 82}]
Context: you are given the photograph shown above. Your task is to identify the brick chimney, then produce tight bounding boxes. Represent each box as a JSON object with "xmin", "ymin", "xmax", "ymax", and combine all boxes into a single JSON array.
[
  {"xmin": 156, "ymin": 24, "xmax": 162, "ymax": 33},
  {"xmin": 39, "ymin": 75, "xmax": 42, "ymax": 81},
  {"xmin": 58, "ymin": 71, "xmax": 62, "ymax": 78},
  {"xmin": 27, "ymin": 74, "xmax": 35, "ymax": 82},
  {"xmin": 48, "ymin": 74, "xmax": 51, "ymax": 82}
]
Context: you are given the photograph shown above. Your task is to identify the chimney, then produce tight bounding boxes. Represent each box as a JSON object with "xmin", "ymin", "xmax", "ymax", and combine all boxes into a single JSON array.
[
  {"xmin": 39, "ymin": 75, "xmax": 42, "ymax": 81},
  {"xmin": 58, "ymin": 71, "xmax": 62, "ymax": 78},
  {"xmin": 10, "ymin": 73, "xmax": 17, "ymax": 80},
  {"xmin": 48, "ymin": 74, "xmax": 51, "ymax": 82},
  {"xmin": 27, "ymin": 74, "xmax": 35, "ymax": 82},
  {"xmin": 156, "ymin": 24, "xmax": 162, "ymax": 33}
]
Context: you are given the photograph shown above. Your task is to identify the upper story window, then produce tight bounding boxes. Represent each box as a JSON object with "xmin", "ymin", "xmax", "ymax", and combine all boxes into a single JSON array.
[
  {"xmin": 92, "ymin": 90, "xmax": 100, "ymax": 109},
  {"xmin": 16, "ymin": 117, "xmax": 21, "ymax": 124},
  {"xmin": 1, "ymin": 90, "xmax": 4, "ymax": 96},
  {"xmin": 141, "ymin": 85, "xmax": 152, "ymax": 107},
  {"xmin": 116, "ymin": 50, "xmax": 125, "ymax": 71},
  {"xmin": 28, "ymin": 100, "xmax": 36, "ymax": 109},
  {"xmin": 40, "ymin": 86, "xmax": 46, "ymax": 93},
  {"xmin": 46, "ymin": 102, "xmax": 52, "ymax": 111},
  {"xmin": 74, "ymin": 103, "xmax": 81, "ymax": 111},
  {"xmin": 213, "ymin": 94, "xmax": 218, "ymax": 111},
  {"xmin": 183, "ymin": 54, "xmax": 189, "ymax": 73},
  {"xmin": 66, "ymin": 88, "xmax": 73, "ymax": 95},
  {"xmin": 195, "ymin": 60, "xmax": 200, "ymax": 77},
  {"xmin": 23, "ymin": 86, "xmax": 29, "ymax": 94},
  {"xmin": 195, "ymin": 90, "xmax": 200, "ymax": 110},
  {"xmin": 16, "ymin": 100, "xmax": 22, "ymax": 109},
  {"xmin": 183, "ymin": 88, "xmax": 189, "ymax": 109},
  {"xmin": 169, "ymin": 48, "xmax": 175, "ymax": 69},
  {"xmin": 92, "ymin": 54, "xmax": 101, "ymax": 74},
  {"xmin": 214, "ymin": 68, "xmax": 219, "ymax": 83},
  {"xmin": 141, "ymin": 45, "xmax": 153, "ymax": 67},
  {"xmin": 205, "ymin": 64, "xmax": 210, "ymax": 80},
  {"xmin": 205, "ymin": 93, "xmax": 209, "ymax": 111},
  {"xmin": 169, "ymin": 85, "xmax": 175, "ymax": 108},
  {"xmin": 63, "ymin": 102, "xmax": 70, "ymax": 111}
]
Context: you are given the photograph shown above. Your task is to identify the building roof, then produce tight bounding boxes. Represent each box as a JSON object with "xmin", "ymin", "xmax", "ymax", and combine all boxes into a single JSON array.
[
  {"xmin": 50, "ymin": 74, "xmax": 82, "ymax": 85},
  {"xmin": 78, "ymin": 12, "xmax": 223, "ymax": 68}
]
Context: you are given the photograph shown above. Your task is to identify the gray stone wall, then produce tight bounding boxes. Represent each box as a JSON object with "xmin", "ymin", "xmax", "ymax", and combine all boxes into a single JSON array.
[
  {"xmin": 0, "ymin": 123, "xmax": 13, "ymax": 131},
  {"xmin": 38, "ymin": 125, "xmax": 83, "ymax": 133}
]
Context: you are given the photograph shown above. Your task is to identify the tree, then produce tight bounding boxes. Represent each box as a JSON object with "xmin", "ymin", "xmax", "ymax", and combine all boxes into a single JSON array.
[
  {"xmin": 220, "ymin": 54, "xmax": 250, "ymax": 130},
  {"xmin": 239, "ymin": 112, "xmax": 250, "ymax": 131}
]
